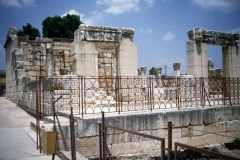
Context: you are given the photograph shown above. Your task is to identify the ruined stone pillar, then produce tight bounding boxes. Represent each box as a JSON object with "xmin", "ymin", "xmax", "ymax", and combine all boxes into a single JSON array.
[
  {"xmin": 75, "ymin": 42, "xmax": 97, "ymax": 76},
  {"xmin": 155, "ymin": 67, "xmax": 162, "ymax": 86},
  {"xmin": 173, "ymin": 62, "xmax": 181, "ymax": 77},
  {"xmin": 5, "ymin": 27, "xmax": 18, "ymax": 99},
  {"xmin": 222, "ymin": 46, "xmax": 240, "ymax": 78},
  {"xmin": 155, "ymin": 67, "xmax": 162, "ymax": 77},
  {"xmin": 139, "ymin": 66, "xmax": 147, "ymax": 76},
  {"xmin": 46, "ymin": 48, "xmax": 53, "ymax": 76},
  {"xmin": 118, "ymin": 31, "xmax": 138, "ymax": 76},
  {"xmin": 186, "ymin": 41, "xmax": 208, "ymax": 77}
]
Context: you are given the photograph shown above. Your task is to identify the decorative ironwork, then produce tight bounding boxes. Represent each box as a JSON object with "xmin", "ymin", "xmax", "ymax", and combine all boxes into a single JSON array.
[{"xmin": 36, "ymin": 76, "xmax": 240, "ymax": 116}]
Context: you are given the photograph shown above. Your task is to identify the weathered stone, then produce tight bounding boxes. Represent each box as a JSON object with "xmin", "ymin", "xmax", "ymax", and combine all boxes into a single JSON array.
[
  {"xmin": 188, "ymin": 28, "xmax": 239, "ymax": 46},
  {"xmin": 139, "ymin": 66, "xmax": 147, "ymax": 76},
  {"xmin": 187, "ymin": 28, "xmax": 240, "ymax": 78}
]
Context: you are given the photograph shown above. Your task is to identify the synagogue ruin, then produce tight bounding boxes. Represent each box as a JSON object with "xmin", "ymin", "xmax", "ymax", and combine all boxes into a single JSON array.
[
  {"xmin": 4, "ymin": 25, "xmax": 240, "ymax": 158},
  {"xmin": 187, "ymin": 28, "xmax": 240, "ymax": 77},
  {"xmin": 4, "ymin": 24, "xmax": 137, "ymax": 103}
]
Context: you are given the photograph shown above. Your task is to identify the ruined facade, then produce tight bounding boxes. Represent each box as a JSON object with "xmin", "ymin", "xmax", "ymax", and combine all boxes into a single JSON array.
[
  {"xmin": 4, "ymin": 26, "xmax": 240, "ymax": 156},
  {"xmin": 187, "ymin": 28, "xmax": 240, "ymax": 77},
  {"xmin": 4, "ymin": 27, "xmax": 74, "ymax": 102},
  {"xmin": 73, "ymin": 25, "xmax": 138, "ymax": 77},
  {"xmin": 4, "ymin": 25, "xmax": 138, "ymax": 103}
]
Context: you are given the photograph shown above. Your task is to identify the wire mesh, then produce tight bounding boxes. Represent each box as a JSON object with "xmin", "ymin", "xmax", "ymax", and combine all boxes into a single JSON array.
[
  {"xmin": 74, "ymin": 117, "xmax": 101, "ymax": 159},
  {"xmin": 105, "ymin": 125, "xmax": 165, "ymax": 159}
]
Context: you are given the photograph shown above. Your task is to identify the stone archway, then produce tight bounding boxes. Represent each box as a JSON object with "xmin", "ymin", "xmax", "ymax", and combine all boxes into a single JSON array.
[{"xmin": 186, "ymin": 28, "xmax": 240, "ymax": 77}]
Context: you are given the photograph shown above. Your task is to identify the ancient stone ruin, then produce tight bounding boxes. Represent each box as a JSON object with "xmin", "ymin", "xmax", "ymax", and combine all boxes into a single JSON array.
[
  {"xmin": 4, "ymin": 24, "xmax": 138, "ymax": 103},
  {"xmin": 4, "ymin": 25, "xmax": 240, "ymax": 159},
  {"xmin": 73, "ymin": 24, "xmax": 137, "ymax": 77},
  {"xmin": 187, "ymin": 28, "xmax": 240, "ymax": 77}
]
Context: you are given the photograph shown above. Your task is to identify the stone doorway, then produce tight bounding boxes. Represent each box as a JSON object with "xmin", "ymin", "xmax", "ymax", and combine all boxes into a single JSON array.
[{"xmin": 186, "ymin": 28, "xmax": 240, "ymax": 78}]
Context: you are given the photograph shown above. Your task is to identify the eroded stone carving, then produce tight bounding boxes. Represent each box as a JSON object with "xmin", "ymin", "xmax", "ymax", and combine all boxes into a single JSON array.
[
  {"xmin": 173, "ymin": 62, "xmax": 181, "ymax": 77},
  {"xmin": 139, "ymin": 66, "xmax": 147, "ymax": 76},
  {"xmin": 208, "ymin": 58, "xmax": 214, "ymax": 70},
  {"xmin": 173, "ymin": 62, "xmax": 181, "ymax": 71},
  {"xmin": 154, "ymin": 67, "xmax": 162, "ymax": 86},
  {"xmin": 188, "ymin": 28, "xmax": 240, "ymax": 46},
  {"xmin": 16, "ymin": 61, "xmax": 24, "ymax": 69},
  {"xmin": 155, "ymin": 67, "xmax": 162, "ymax": 76},
  {"xmin": 79, "ymin": 24, "xmax": 134, "ymax": 42}
]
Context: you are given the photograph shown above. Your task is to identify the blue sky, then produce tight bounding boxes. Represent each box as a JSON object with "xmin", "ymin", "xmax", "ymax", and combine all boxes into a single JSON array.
[{"xmin": 0, "ymin": 0, "xmax": 240, "ymax": 75}]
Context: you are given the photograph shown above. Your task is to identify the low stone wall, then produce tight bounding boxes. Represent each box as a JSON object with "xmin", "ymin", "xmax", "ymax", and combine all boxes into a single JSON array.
[{"xmin": 72, "ymin": 105, "xmax": 240, "ymax": 157}]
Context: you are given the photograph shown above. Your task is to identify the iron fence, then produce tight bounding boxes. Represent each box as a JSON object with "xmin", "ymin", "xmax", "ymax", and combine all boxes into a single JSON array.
[
  {"xmin": 174, "ymin": 142, "xmax": 239, "ymax": 160},
  {"xmin": 36, "ymin": 76, "xmax": 240, "ymax": 116},
  {"xmin": 104, "ymin": 123, "xmax": 165, "ymax": 159},
  {"xmin": 50, "ymin": 111, "xmax": 166, "ymax": 160}
]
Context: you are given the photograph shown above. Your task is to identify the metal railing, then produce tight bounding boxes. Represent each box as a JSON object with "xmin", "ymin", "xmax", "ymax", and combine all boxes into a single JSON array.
[
  {"xmin": 33, "ymin": 76, "xmax": 240, "ymax": 159},
  {"xmin": 36, "ymin": 76, "xmax": 240, "ymax": 116},
  {"xmin": 37, "ymin": 110, "xmax": 239, "ymax": 160},
  {"xmin": 174, "ymin": 142, "xmax": 240, "ymax": 160},
  {"xmin": 48, "ymin": 111, "xmax": 166, "ymax": 160}
]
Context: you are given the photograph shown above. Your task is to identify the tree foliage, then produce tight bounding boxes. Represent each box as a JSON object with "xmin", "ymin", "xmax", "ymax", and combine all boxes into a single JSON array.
[
  {"xmin": 42, "ymin": 14, "xmax": 82, "ymax": 39},
  {"xmin": 17, "ymin": 23, "xmax": 40, "ymax": 40},
  {"xmin": 149, "ymin": 67, "xmax": 156, "ymax": 75}
]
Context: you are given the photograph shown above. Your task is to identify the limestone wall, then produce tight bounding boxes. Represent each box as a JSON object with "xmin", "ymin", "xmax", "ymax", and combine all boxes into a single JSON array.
[
  {"xmin": 4, "ymin": 25, "xmax": 138, "ymax": 108},
  {"xmin": 42, "ymin": 105, "xmax": 240, "ymax": 157},
  {"xmin": 73, "ymin": 105, "xmax": 240, "ymax": 157},
  {"xmin": 74, "ymin": 24, "xmax": 138, "ymax": 77},
  {"xmin": 4, "ymin": 27, "xmax": 73, "ymax": 105}
]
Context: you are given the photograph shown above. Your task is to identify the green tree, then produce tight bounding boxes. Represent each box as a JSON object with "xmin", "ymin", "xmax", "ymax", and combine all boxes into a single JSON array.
[
  {"xmin": 42, "ymin": 14, "xmax": 82, "ymax": 39},
  {"xmin": 17, "ymin": 23, "xmax": 40, "ymax": 40},
  {"xmin": 149, "ymin": 67, "xmax": 156, "ymax": 75}
]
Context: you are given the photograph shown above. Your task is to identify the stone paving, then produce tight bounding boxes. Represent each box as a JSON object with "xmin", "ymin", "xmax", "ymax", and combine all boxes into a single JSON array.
[{"xmin": 0, "ymin": 97, "xmax": 60, "ymax": 160}]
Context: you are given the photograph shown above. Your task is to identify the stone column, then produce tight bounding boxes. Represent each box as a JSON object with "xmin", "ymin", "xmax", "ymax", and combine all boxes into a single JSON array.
[
  {"xmin": 155, "ymin": 67, "xmax": 162, "ymax": 77},
  {"xmin": 5, "ymin": 27, "xmax": 18, "ymax": 99},
  {"xmin": 118, "ymin": 38, "xmax": 138, "ymax": 76},
  {"xmin": 75, "ymin": 42, "xmax": 97, "ymax": 76},
  {"xmin": 139, "ymin": 66, "xmax": 147, "ymax": 76},
  {"xmin": 186, "ymin": 41, "xmax": 208, "ymax": 77},
  {"xmin": 46, "ymin": 49, "xmax": 53, "ymax": 76},
  {"xmin": 208, "ymin": 58, "xmax": 214, "ymax": 70},
  {"xmin": 222, "ymin": 46, "xmax": 240, "ymax": 78},
  {"xmin": 155, "ymin": 67, "xmax": 162, "ymax": 86},
  {"xmin": 173, "ymin": 62, "xmax": 181, "ymax": 77}
]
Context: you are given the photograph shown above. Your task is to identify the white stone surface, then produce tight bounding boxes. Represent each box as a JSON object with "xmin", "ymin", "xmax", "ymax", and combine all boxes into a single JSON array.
[
  {"xmin": 187, "ymin": 41, "xmax": 208, "ymax": 77},
  {"xmin": 223, "ymin": 46, "xmax": 240, "ymax": 77}
]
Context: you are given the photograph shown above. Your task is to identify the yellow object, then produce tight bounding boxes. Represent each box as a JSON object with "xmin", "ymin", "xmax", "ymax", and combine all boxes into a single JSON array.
[{"xmin": 41, "ymin": 131, "xmax": 57, "ymax": 154}]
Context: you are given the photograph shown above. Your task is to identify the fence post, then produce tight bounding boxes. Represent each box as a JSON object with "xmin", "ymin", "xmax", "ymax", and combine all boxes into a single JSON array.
[
  {"xmin": 168, "ymin": 121, "xmax": 172, "ymax": 160},
  {"xmin": 115, "ymin": 76, "xmax": 120, "ymax": 114},
  {"xmin": 161, "ymin": 139, "xmax": 165, "ymax": 160},
  {"xmin": 174, "ymin": 143, "xmax": 178, "ymax": 160},
  {"xmin": 70, "ymin": 107, "xmax": 76, "ymax": 160},
  {"xmin": 36, "ymin": 77, "xmax": 40, "ymax": 150},
  {"xmin": 99, "ymin": 123, "xmax": 103, "ymax": 159},
  {"xmin": 101, "ymin": 112, "xmax": 106, "ymax": 160},
  {"xmin": 176, "ymin": 77, "xmax": 181, "ymax": 110}
]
